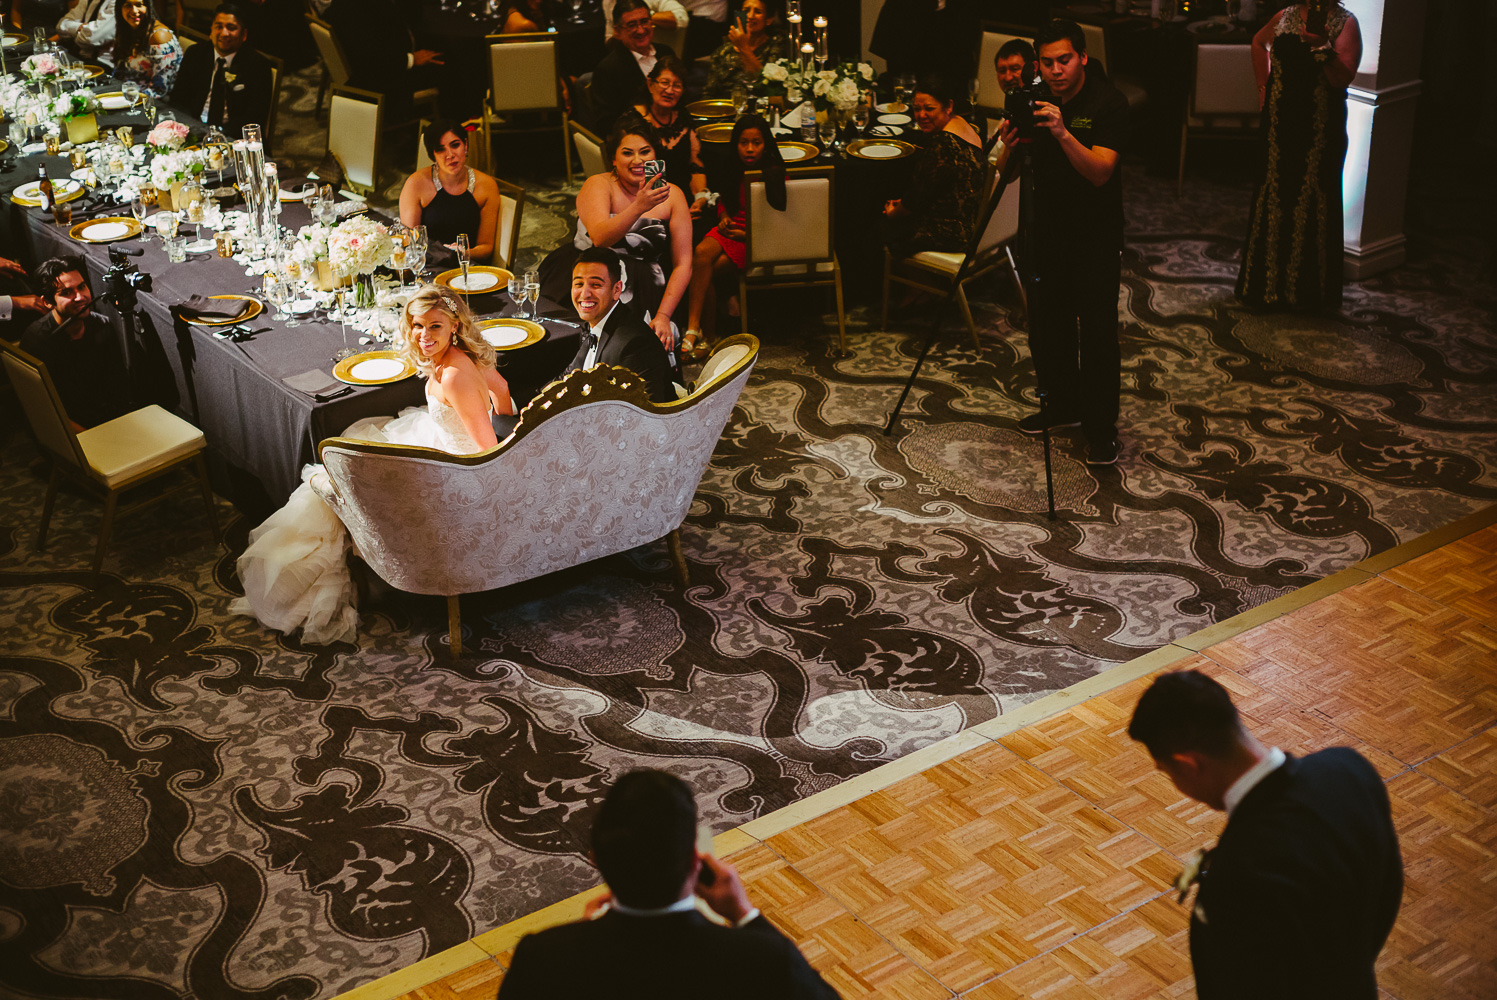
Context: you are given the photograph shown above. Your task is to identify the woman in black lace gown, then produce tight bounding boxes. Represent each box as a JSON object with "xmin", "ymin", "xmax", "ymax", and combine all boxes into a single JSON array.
[
  {"xmin": 882, "ymin": 75, "xmax": 986, "ymax": 260},
  {"xmin": 1237, "ymin": 2, "xmax": 1362, "ymax": 312}
]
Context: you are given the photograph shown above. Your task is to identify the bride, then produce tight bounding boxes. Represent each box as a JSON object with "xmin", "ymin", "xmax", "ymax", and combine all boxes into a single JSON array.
[{"xmin": 231, "ymin": 287, "xmax": 514, "ymax": 645}]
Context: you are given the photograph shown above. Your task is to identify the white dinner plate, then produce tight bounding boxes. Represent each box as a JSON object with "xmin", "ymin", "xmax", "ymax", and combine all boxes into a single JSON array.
[
  {"xmin": 856, "ymin": 143, "xmax": 904, "ymax": 158},
  {"xmin": 451, "ymin": 271, "xmax": 499, "ymax": 292},
  {"xmin": 14, "ymin": 178, "xmax": 81, "ymax": 200},
  {"xmin": 279, "ymin": 187, "xmax": 308, "ymax": 201},
  {"xmin": 184, "ymin": 238, "xmax": 216, "ymax": 253},
  {"xmin": 349, "ymin": 357, "xmax": 406, "ymax": 381},
  {"xmin": 875, "ymin": 102, "xmax": 907, "ymax": 114},
  {"xmin": 99, "ymin": 94, "xmax": 131, "ymax": 110},
  {"xmin": 481, "ymin": 325, "xmax": 529, "ymax": 347},
  {"xmin": 79, "ymin": 221, "xmax": 130, "ymax": 241},
  {"xmin": 878, "ymin": 113, "xmax": 911, "ymax": 125},
  {"xmin": 779, "ymin": 146, "xmax": 813, "ymax": 161}
]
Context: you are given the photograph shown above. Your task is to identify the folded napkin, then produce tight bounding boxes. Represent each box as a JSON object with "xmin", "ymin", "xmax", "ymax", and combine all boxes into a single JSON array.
[
  {"xmin": 870, "ymin": 125, "xmax": 900, "ymax": 137},
  {"xmin": 283, "ymin": 368, "xmax": 341, "ymax": 397},
  {"xmin": 180, "ymin": 294, "xmax": 253, "ymax": 322}
]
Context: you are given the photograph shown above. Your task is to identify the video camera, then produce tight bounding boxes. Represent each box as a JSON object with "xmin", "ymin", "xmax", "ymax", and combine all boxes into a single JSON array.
[
  {"xmin": 1003, "ymin": 62, "xmax": 1048, "ymax": 142},
  {"xmin": 103, "ymin": 245, "xmax": 152, "ymax": 310}
]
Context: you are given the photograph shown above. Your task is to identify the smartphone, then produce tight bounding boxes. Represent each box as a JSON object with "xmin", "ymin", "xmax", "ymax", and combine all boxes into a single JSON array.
[
  {"xmin": 695, "ymin": 823, "xmax": 717, "ymax": 886},
  {"xmin": 642, "ymin": 158, "xmax": 668, "ymax": 189}
]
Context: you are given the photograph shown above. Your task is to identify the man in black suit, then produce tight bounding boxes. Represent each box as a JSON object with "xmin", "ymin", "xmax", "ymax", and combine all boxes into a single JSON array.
[
  {"xmin": 170, "ymin": 3, "xmax": 273, "ymax": 133},
  {"xmin": 589, "ymin": 0, "xmax": 677, "ymax": 133},
  {"xmin": 1128, "ymin": 670, "xmax": 1403, "ymax": 1000},
  {"xmin": 563, "ymin": 247, "xmax": 673, "ymax": 403},
  {"xmin": 324, "ymin": 0, "xmax": 463, "ymax": 117},
  {"xmin": 498, "ymin": 770, "xmax": 839, "ymax": 999}
]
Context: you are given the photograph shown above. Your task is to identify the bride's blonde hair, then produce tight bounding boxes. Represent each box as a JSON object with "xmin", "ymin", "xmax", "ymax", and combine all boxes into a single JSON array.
[{"xmin": 398, "ymin": 285, "xmax": 497, "ymax": 376}]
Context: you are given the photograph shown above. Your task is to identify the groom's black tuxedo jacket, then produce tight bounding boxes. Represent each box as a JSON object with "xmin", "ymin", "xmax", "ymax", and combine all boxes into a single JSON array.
[
  {"xmin": 1190, "ymin": 748, "xmax": 1402, "ymax": 1000},
  {"xmin": 170, "ymin": 44, "xmax": 274, "ymax": 134},
  {"xmin": 565, "ymin": 302, "xmax": 673, "ymax": 403},
  {"xmin": 496, "ymin": 908, "xmax": 841, "ymax": 1000}
]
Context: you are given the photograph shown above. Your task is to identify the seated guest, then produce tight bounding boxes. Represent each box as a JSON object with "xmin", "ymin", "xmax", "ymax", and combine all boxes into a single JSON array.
[
  {"xmin": 632, "ymin": 56, "xmax": 707, "ymax": 215},
  {"xmin": 988, "ymin": 37, "xmax": 1035, "ymax": 171},
  {"xmin": 56, "ymin": 0, "xmax": 115, "ymax": 62},
  {"xmin": 538, "ymin": 119, "xmax": 692, "ymax": 352},
  {"xmin": 882, "ymin": 74, "xmax": 985, "ymax": 259},
  {"xmin": 324, "ymin": 0, "xmax": 458, "ymax": 118},
  {"xmin": 566, "ymin": 247, "xmax": 673, "ymax": 404},
  {"xmin": 683, "ymin": 115, "xmax": 783, "ymax": 357},
  {"xmin": 703, "ymin": 0, "xmax": 791, "ymax": 99},
  {"xmin": 21, "ymin": 257, "xmax": 132, "ymax": 430},
  {"xmin": 602, "ymin": 0, "xmax": 686, "ymax": 41},
  {"xmin": 400, "ymin": 120, "xmax": 501, "ymax": 263},
  {"xmin": 589, "ymin": 0, "xmax": 677, "ymax": 134},
  {"xmin": 498, "ymin": 0, "xmax": 553, "ymax": 34},
  {"xmin": 497, "ymin": 769, "xmax": 839, "ymax": 999},
  {"xmin": 111, "ymin": 0, "xmax": 183, "ymax": 99},
  {"xmin": 170, "ymin": 2, "xmax": 273, "ymax": 132},
  {"xmin": 0, "ymin": 255, "xmax": 45, "ymax": 343}
]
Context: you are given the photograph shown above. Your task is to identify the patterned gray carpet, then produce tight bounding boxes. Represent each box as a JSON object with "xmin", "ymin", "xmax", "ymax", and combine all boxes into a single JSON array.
[{"xmin": 2, "ymin": 74, "xmax": 1495, "ymax": 999}]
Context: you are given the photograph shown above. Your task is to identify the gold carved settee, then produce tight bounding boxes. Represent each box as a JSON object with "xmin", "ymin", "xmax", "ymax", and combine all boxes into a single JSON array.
[{"xmin": 311, "ymin": 335, "xmax": 759, "ymax": 655}]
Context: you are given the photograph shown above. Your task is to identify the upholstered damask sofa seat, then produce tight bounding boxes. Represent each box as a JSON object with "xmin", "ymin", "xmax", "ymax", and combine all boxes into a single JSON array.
[{"xmin": 312, "ymin": 335, "xmax": 758, "ymax": 654}]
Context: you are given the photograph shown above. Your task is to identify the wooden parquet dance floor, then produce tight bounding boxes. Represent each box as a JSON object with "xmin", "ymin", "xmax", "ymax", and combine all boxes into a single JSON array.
[{"xmin": 347, "ymin": 514, "xmax": 1497, "ymax": 1000}]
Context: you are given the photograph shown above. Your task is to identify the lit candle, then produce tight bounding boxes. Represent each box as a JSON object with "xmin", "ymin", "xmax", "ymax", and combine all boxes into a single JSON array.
[
  {"xmin": 800, "ymin": 40, "xmax": 814, "ymax": 73},
  {"xmin": 813, "ymin": 15, "xmax": 826, "ymax": 27},
  {"xmin": 787, "ymin": 12, "xmax": 801, "ymax": 35}
]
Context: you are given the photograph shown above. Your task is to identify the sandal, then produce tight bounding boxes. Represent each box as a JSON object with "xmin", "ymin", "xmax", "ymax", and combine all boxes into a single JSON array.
[{"xmin": 681, "ymin": 329, "xmax": 708, "ymax": 360}]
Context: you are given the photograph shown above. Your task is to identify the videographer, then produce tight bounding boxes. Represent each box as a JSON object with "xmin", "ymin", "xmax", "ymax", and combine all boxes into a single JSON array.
[
  {"xmin": 21, "ymin": 257, "xmax": 132, "ymax": 430},
  {"xmin": 998, "ymin": 18, "xmax": 1127, "ymax": 466}
]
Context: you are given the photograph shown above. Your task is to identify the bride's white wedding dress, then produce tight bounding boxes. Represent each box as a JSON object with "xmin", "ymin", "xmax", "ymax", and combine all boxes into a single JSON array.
[{"xmin": 230, "ymin": 386, "xmax": 483, "ymax": 645}]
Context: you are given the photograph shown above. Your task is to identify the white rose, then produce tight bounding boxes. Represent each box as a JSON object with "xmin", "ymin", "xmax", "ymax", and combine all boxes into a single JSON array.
[
  {"xmin": 764, "ymin": 62, "xmax": 788, "ymax": 82},
  {"xmin": 817, "ymin": 70, "xmax": 836, "ymax": 82},
  {"xmin": 833, "ymin": 77, "xmax": 860, "ymax": 109},
  {"xmin": 812, "ymin": 76, "xmax": 831, "ymax": 97},
  {"xmin": 859, "ymin": 62, "xmax": 874, "ymax": 80}
]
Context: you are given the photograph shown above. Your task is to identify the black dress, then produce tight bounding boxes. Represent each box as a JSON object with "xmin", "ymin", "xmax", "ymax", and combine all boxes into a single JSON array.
[
  {"xmin": 421, "ymin": 166, "xmax": 482, "ymax": 250},
  {"xmin": 887, "ymin": 129, "xmax": 986, "ymax": 259},
  {"xmin": 1236, "ymin": 6, "xmax": 1353, "ymax": 312}
]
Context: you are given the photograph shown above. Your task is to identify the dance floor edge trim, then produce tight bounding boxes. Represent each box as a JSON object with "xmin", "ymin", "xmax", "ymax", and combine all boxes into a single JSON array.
[{"xmin": 332, "ymin": 501, "xmax": 1497, "ymax": 1000}]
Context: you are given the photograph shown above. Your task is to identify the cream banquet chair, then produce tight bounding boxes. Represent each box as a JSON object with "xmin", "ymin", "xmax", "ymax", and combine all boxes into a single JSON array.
[
  {"xmin": 569, "ymin": 119, "xmax": 605, "ymax": 180},
  {"xmin": 327, "ymin": 85, "xmax": 383, "ymax": 195},
  {"xmin": 1079, "ymin": 21, "xmax": 1148, "ymax": 110},
  {"xmin": 974, "ymin": 27, "xmax": 1032, "ymax": 117},
  {"xmin": 481, "ymin": 33, "xmax": 572, "ymax": 183},
  {"xmin": 312, "ymin": 336, "xmax": 759, "ymax": 656},
  {"xmin": 738, "ymin": 166, "xmax": 846, "ymax": 355},
  {"xmin": 882, "ymin": 161, "xmax": 1022, "ymax": 349},
  {"xmin": 305, "ymin": 14, "xmax": 349, "ymax": 120},
  {"xmin": 262, "ymin": 50, "xmax": 284, "ymax": 155},
  {"xmin": 494, "ymin": 177, "xmax": 527, "ymax": 270},
  {"xmin": 1, "ymin": 341, "xmax": 220, "ymax": 576},
  {"xmin": 1178, "ymin": 42, "xmax": 1261, "ymax": 195}
]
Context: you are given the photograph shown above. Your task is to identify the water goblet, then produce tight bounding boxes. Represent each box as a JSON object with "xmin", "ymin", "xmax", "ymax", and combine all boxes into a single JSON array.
[
  {"xmin": 130, "ymin": 193, "xmax": 148, "ymax": 240},
  {"xmin": 406, "ymin": 244, "xmax": 427, "ymax": 286},
  {"xmin": 853, "ymin": 102, "xmax": 870, "ymax": 134},
  {"xmin": 121, "ymin": 80, "xmax": 140, "ymax": 109},
  {"xmin": 817, "ymin": 116, "xmax": 836, "ymax": 152},
  {"xmin": 507, "ymin": 271, "xmax": 525, "ymax": 314}
]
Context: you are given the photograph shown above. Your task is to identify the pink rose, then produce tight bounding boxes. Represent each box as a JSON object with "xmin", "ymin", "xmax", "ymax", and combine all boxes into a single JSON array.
[{"xmin": 35, "ymin": 54, "xmax": 58, "ymax": 75}]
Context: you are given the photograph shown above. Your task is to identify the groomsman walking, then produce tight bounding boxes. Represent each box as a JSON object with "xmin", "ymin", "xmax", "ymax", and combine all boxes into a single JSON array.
[{"xmin": 1128, "ymin": 670, "xmax": 1403, "ymax": 1000}]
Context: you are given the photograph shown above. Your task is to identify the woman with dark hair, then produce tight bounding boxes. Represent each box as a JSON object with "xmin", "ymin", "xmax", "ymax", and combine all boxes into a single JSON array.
[
  {"xmin": 111, "ymin": 0, "xmax": 183, "ymax": 98},
  {"xmin": 399, "ymin": 120, "xmax": 502, "ymax": 262},
  {"xmin": 703, "ymin": 0, "xmax": 791, "ymax": 98},
  {"xmin": 681, "ymin": 114, "xmax": 784, "ymax": 355},
  {"xmin": 633, "ymin": 55, "xmax": 708, "ymax": 216},
  {"xmin": 537, "ymin": 118, "xmax": 693, "ymax": 349},
  {"xmin": 882, "ymin": 73, "xmax": 984, "ymax": 259}
]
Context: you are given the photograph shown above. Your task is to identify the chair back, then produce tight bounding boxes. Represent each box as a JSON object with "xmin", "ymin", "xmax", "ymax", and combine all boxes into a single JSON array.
[
  {"xmin": 1192, "ymin": 43, "xmax": 1259, "ymax": 117},
  {"xmin": 495, "ymin": 177, "xmax": 526, "ymax": 270},
  {"xmin": 1080, "ymin": 22, "xmax": 1109, "ymax": 74},
  {"xmin": 975, "ymin": 29, "xmax": 1031, "ymax": 111},
  {"xmin": 262, "ymin": 50, "xmax": 284, "ymax": 154},
  {"xmin": 317, "ymin": 338, "xmax": 759, "ymax": 596},
  {"xmin": 1, "ymin": 341, "xmax": 86, "ymax": 472},
  {"xmin": 744, "ymin": 166, "xmax": 833, "ymax": 267},
  {"xmin": 570, "ymin": 120, "xmax": 605, "ymax": 178},
  {"xmin": 654, "ymin": 21, "xmax": 687, "ymax": 59},
  {"xmin": 486, "ymin": 34, "xmax": 561, "ymax": 113},
  {"xmin": 306, "ymin": 14, "xmax": 351, "ymax": 90},
  {"xmin": 178, "ymin": 24, "xmax": 207, "ymax": 51},
  {"xmin": 327, "ymin": 86, "xmax": 383, "ymax": 193},
  {"xmin": 975, "ymin": 162, "xmax": 1018, "ymax": 255}
]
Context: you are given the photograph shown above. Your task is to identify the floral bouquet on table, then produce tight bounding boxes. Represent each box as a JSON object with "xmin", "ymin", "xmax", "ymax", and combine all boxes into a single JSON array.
[
  {"xmin": 758, "ymin": 57, "xmax": 811, "ymax": 103},
  {"xmin": 146, "ymin": 119, "xmax": 191, "ymax": 152},
  {"xmin": 328, "ymin": 215, "xmax": 393, "ymax": 306},
  {"xmin": 813, "ymin": 61, "xmax": 876, "ymax": 112},
  {"xmin": 21, "ymin": 53, "xmax": 64, "ymax": 82},
  {"xmin": 150, "ymin": 148, "xmax": 206, "ymax": 190},
  {"xmin": 46, "ymin": 88, "xmax": 97, "ymax": 121},
  {"xmin": 289, "ymin": 223, "xmax": 330, "ymax": 268}
]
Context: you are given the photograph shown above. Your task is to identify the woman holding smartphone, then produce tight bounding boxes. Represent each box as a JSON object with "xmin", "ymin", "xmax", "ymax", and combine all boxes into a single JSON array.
[
  {"xmin": 536, "ymin": 118, "xmax": 693, "ymax": 348},
  {"xmin": 703, "ymin": 0, "xmax": 792, "ymax": 98}
]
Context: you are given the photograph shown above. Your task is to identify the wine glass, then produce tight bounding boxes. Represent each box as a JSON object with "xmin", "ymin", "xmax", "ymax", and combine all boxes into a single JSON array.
[
  {"xmin": 408, "ymin": 225, "xmax": 429, "ymax": 281},
  {"xmin": 732, "ymin": 84, "xmax": 748, "ymax": 117},
  {"xmin": 262, "ymin": 270, "xmax": 290, "ymax": 324},
  {"xmin": 892, "ymin": 78, "xmax": 906, "ymax": 109},
  {"xmin": 818, "ymin": 116, "xmax": 836, "ymax": 152},
  {"xmin": 130, "ymin": 193, "xmax": 148, "ymax": 240},
  {"xmin": 853, "ymin": 101, "xmax": 870, "ymax": 134},
  {"xmin": 121, "ymin": 80, "xmax": 141, "ymax": 109},
  {"xmin": 332, "ymin": 287, "xmax": 356, "ymax": 361},
  {"xmin": 524, "ymin": 270, "xmax": 540, "ymax": 319},
  {"xmin": 455, "ymin": 233, "xmax": 472, "ymax": 289},
  {"xmin": 507, "ymin": 271, "xmax": 525, "ymax": 315},
  {"xmin": 298, "ymin": 180, "xmax": 317, "ymax": 211}
]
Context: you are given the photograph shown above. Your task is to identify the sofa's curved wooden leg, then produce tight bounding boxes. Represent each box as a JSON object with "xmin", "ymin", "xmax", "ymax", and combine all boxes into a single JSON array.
[
  {"xmin": 447, "ymin": 595, "xmax": 463, "ymax": 658},
  {"xmin": 667, "ymin": 529, "xmax": 689, "ymax": 589}
]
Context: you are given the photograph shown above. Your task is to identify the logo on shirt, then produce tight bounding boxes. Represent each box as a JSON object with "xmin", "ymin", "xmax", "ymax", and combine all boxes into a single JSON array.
[{"xmin": 1071, "ymin": 116, "xmax": 1093, "ymax": 130}]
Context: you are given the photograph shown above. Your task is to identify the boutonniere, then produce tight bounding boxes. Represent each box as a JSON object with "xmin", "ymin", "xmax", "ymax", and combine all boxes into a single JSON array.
[
  {"xmin": 224, "ymin": 72, "xmax": 237, "ymax": 83},
  {"xmin": 1174, "ymin": 847, "xmax": 1209, "ymax": 904}
]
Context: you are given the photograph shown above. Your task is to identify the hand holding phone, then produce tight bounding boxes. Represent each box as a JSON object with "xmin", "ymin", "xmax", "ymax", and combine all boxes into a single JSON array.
[{"xmin": 643, "ymin": 158, "xmax": 668, "ymax": 189}]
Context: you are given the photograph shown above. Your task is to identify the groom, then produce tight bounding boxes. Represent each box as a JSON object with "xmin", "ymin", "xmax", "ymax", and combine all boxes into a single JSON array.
[{"xmin": 564, "ymin": 247, "xmax": 673, "ymax": 404}]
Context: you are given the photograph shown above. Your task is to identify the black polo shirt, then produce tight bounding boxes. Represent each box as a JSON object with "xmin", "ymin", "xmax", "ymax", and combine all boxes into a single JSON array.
[
  {"xmin": 1030, "ymin": 69, "xmax": 1128, "ymax": 249},
  {"xmin": 20, "ymin": 311, "xmax": 131, "ymax": 429}
]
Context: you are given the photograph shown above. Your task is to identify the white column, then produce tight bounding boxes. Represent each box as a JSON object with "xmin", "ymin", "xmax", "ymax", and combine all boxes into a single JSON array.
[{"xmin": 1341, "ymin": 0, "xmax": 1426, "ymax": 279}]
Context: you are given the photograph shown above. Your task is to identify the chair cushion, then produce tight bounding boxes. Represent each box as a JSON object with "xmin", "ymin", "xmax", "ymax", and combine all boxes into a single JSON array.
[
  {"xmin": 910, "ymin": 251, "xmax": 965, "ymax": 273},
  {"xmin": 77, "ymin": 405, "xmax": 205, "ymax": 487},
  {"xmin": 745, "ymin": 261, "xmax": 835, "ymax": 278}
]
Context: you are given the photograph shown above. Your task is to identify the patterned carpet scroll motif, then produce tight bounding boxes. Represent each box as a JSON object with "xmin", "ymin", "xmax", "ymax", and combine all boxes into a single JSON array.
[{"xmin": 0, "ymin": 164, "xmax": 1493, "ymax": 999}]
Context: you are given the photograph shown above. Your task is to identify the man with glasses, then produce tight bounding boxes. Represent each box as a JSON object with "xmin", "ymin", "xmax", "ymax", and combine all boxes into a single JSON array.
[{"xmin": 589, "ymin": 0, "xmax": 678, "ymax": 132}]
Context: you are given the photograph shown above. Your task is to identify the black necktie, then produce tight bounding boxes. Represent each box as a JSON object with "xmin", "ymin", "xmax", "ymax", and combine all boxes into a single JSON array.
[{"xmin": 208, "ymin": 57, "xmax": 227, "ymax": 126}]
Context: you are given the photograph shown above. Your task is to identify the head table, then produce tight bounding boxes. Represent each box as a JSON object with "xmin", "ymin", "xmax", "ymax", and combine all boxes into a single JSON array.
[{"xmin": 1, "ymin": 62, "xmax": 578, "ymax": 515}]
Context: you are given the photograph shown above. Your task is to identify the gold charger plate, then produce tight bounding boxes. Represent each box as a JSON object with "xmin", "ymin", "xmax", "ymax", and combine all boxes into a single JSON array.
[
  {"xmin": 686, "ymin": 99, "xmax": 735, "ymax": 118},
  {"xmin": 2, "ymin": 32, "xmax": 25, "ymax": 46},
  {"xmin": 777, "ymin": 140, "xmax": 818, "ymax": 162},
  {"xmin": 478, "ymin": 317, "xmax": 545, "ymax": 351},
  {"xmin": 182, "ymin": 294, "xmax": 264, "ymax": 327},
  {"xmin": 0, "ymin": 140, "xmax": 8, "ymax": 155},
  {"xmin": 82, "ymin": 63, "xmax": 106, "ymax": 78},
  {"xmin": 846, "ymin": 137, "xmax": 917, "ymax": 160},
  {"xmin": 11, "ymin": 178, "xmax": 87, "ymax": 207},
  {"xmin": 95, "ymin": 90, "xmax": 134, "ymax": 111},
  {"xmin": 434, "ymin": 264, "xmax": 512, "ymax": 295},
  {"xmin": 333, "ymin": 350, "xmax": 417, "ymax": 386},
  {"xmin": 696, "ymin": 122, "xmax": 734, "ymax": 143},
  {"xmin": 69, "ymin": 216, "xmax": 143, "ymax": 243}
]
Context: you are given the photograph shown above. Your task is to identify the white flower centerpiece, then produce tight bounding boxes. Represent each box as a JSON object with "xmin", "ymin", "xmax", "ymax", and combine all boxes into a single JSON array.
[
  {"xmin": 327, "ymin": 215, "xmax": 393, "ymax": 307},
  {"xmin": 21, "ymin": 53, "xmax": 64, "ymax": 83},
  {"xmin": 46, "ymin": 87, "xmax": 100, "ymax": 143},
  {"xmin": 146, "ymin": 119, "xmax": 191, "ymax": 152},
  {"xmin": 149, "ymin": 148, "xmax": 207, "ymax": 211},
  {"xmin": 759, "ymin": 58, "xmax": 874, "ymax": 113}
]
